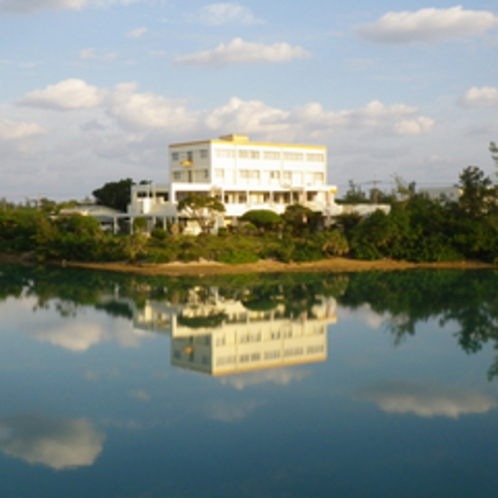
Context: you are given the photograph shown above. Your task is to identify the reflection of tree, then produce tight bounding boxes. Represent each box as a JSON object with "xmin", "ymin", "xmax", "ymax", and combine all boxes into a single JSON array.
[
  {"xmin": 338, "ymin": 270, "xmax": 498, "ymax": 378},
  {"xmin": 177, "ymin": 311, "xmax": 227, "ymax": 329}
]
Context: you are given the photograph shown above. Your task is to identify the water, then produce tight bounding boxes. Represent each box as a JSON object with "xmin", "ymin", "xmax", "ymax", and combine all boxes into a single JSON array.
[{"xmin": 1, "ymin": 266, "xmax": 498, "ymax": 497}]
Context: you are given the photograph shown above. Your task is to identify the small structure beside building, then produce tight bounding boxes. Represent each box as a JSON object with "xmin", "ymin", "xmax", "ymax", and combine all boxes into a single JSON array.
[{"xmin": 59, "ymin": 204, "xmax": 122, "ymax": 232}]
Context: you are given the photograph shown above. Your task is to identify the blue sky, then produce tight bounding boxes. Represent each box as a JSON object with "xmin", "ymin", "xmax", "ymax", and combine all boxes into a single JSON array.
[{"xmin": 0, "ymin": 0, "xmax": 497, "ymax": 201}]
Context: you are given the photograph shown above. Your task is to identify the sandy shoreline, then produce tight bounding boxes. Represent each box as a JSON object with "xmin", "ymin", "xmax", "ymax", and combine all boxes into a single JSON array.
[
  {"xmin": 61, "ymin": 258, "xmax": 497, "ymax": 276},
  {"xmin": 1, "ymin": 253, "xmax": 495, "ymax": 276}
]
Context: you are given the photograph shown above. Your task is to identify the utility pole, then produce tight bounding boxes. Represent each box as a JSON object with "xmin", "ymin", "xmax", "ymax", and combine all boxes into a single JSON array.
[{"xmin": 365, "ymin": 179, "xmax": 380, "ymax": 204}]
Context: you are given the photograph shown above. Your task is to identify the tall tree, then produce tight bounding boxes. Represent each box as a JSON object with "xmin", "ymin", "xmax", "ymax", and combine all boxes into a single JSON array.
[
  {"xmin": 92, "ymin": 178, "xmax": 134, "ymax": 212},
  {"xmin": 457, "ymin": 166, "xmax": 494, "ymax": 219},
  {"xmin": 177, "ymin": 195, "xmax": 225, "ymax": 233}
]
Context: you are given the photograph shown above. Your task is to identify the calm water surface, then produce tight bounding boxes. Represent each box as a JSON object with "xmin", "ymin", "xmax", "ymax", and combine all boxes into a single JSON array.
[{"xmin": 1, "ymin": 266, "xmax": 498, "ymax": 497}]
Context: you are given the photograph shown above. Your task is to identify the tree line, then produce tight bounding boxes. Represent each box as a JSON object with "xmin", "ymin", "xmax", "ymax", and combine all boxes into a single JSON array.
[{"xmin": 0, "ymin": 165, "xmax": 497, "ymax": 264}]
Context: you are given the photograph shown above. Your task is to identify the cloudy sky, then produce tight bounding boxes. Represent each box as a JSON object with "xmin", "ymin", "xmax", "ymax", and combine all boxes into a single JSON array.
[{"xmin": 1, "ymin": 0, "xmax": 497, "ymax": 201}]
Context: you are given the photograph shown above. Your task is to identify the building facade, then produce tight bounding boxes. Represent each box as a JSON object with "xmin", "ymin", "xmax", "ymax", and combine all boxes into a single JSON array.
[{"xmin": 127, "ymin": 134, "xmax": 341, "ymax": 232}]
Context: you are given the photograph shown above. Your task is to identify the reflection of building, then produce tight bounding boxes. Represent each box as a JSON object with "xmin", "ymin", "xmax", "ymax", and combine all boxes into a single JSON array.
[{"xmin": 105, "ymin": 286, "xmax": 337, "ymax": 376}]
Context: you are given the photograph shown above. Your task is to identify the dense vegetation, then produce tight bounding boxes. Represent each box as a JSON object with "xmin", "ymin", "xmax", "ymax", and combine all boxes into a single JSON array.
[{"xmin": 1, "ymin": 166, "xmax": 497, "ymax": 264}]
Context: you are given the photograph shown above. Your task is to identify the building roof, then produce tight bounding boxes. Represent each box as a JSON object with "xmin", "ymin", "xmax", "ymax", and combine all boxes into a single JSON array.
[{"xmin": 169, "ymin": 134, "xmax": 326, "ymax": 151}]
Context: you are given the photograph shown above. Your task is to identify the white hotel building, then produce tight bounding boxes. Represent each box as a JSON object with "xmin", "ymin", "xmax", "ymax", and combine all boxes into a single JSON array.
[{"xmin": 127, "ymin": 134, "xmax": 341, "ymax": 231}]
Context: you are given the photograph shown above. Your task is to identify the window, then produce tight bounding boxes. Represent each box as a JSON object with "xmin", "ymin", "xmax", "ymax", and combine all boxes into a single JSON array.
[
  {"xmin": 200, "ymin": 149, "xmax": 208, "ymax": 159},
  {"xmin": 264, "ymin": 151, "xmax": 280, "ymax": 160},
  {"xmin": 239, "ymin": 170, "xmax": 249, "ymax": 179},
  {"xmin": 215, "ymin": 169, "xmax": 224, "ymax": 179},
  {"xmin": 249, "ymin": 170, "xmax": 260, "ymax": 180},
  {"xmin": 203, "ymin": 170, "xmax": 209, "ymax": 179},
  {"xmin": 284, "ymin": 347, "xmax": 303, "ymax": 357},
  {"xmin": 307, "ymin": 345, "xmax": 325, "ymax": 354},
  {"xmin": 264, "ymin": 350, "xmax": 281, "ymax": 360},
  {"xmin": 282, "ymin": 172, "xmax": 291, "ymax": 181},
  {"xmin": 216, "ymin": 355, "xmax": 235, "ymax": 366},
  {"xmin": 307, "ymin": 153, "xmax": 324, "ymax": 162},
  {"xmin": 239, "ymin": 149, "xmax": 260, "ymax": 159},
  {"xmin": 283, "ymin": 152, "xmax": 303, "ymax": 161},
  {"xmin": 216, "ymin": 149, "xmax": 235, "ymax": 158},
  {"xmin": 172, "ymin": 152, "xmax": 179, "ymax": 161},
  {"xmin": 270, "ymin": 171, "xmax": 280, "ymax": 180},
  {"xmin": 314, "ymin": 173, "xmax": 324, "ymax": 184},
  {"xmin": 173, "ymin": 172, "xmax": 182, "ymax": 181},
  {"xmin": 186, "ymin": 151, "xmax": 193, "ymax": 162}
]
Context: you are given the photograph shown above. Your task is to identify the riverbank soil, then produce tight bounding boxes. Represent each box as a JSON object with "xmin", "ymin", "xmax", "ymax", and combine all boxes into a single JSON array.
[{"xmin": 62, "ymin": 258, "xmax": 497, "ymax": 276}]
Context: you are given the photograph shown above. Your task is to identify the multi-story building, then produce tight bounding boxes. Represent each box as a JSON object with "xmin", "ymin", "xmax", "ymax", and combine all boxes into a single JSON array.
[{"xmin": 127, "ymin": 134, "xmax": 341, "ymax": 232}]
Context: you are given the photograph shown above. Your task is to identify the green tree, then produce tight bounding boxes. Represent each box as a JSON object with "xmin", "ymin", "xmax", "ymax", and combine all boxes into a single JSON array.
[
  {"xmin": 133, "ymin": 217, "xmax": 147, "ymax": 234},
  {"xmin": 177, "ymin": 195, "xmax": 225, "ymax": 233},
  {"xmin": 92, "ymin": 178, "xmax": 134, "ymax": 212},
  {"xmin": 457, "ymin": 166, "xmax": 494, "ymax": 219},
  {"xmin": 282, "ymin": 204, "xmax": 319, "ymax": 235},
  {"xmin": 338, "ymin": 180, "xmax": 368, "ymax": 203},
  {"xmin": 240, "ymin": 210, "xmax": 283, "ymax": 231}
]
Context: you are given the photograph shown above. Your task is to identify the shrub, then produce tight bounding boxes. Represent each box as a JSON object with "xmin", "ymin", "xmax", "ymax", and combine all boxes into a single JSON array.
[
  {"xmin": 150, "ymin": 227, "xmax": 168, "ymax": 241},
  {"xmin": 240, "ymin": 210, "xmax": 283, "ymax": 231},
  {"xmin": 216, "ymin": 250, "xmax": 259, "ymax": 264}
]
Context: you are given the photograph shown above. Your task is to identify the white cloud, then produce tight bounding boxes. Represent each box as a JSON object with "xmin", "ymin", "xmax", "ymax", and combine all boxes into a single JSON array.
[
  {"xmin": 288, "ymin": 100, "xmax": 434, "ymax": 137},
  {"xmin": 17, "ymin": 79, "xmax": 107, "ymax": 110},
  {"xmin": 79, "ymin": 48, "xmax": 116, "ymax": 61},
  {"xmin": 357, "ymin": 6, "xmax": 498, "ymax": 44},
  {"xmin": 205, "ymin": 96, "xmax": 289, "ymax": 135},
  {"xmin": 0, "ymin": 416, "xmax": 105, "ymax": 470},
  {"xmin": 459, "ymin": 86, "xmax": 498, "ymax": 108},
  {"xmin": 0, "ymin": 0, "xmax": 88, "ymax": 13},
  {"xmin": 0, "ymin": 0, "xmax": 139, "ymax": 14},
  {"xmin": 14, "ymin": 78, "xmax": 433, "ymax": 140},
  {"xmin": 126, "ymin": 26, "xmax": 147, "ymax": 39},
  {"xmin": 174, "ymin": 38, "xmax": 311, "ymax": 67},
  {"xmin": 107, "ymin": 82, "xmax": 196, "ymax": 131},
  {"xmin": 198, "ymin": 3, "xmax": 263, "ymax": 26},
  {"xmin": 395, "ymin": 117, "xmax": 435, "ymax": 135},
  {"xmin": 0, "ymin": 117, "xmax": 46, "ymax": 141},
  {"xmin": 358, "ymin": 381, "xmax": 497, "ymax": 419}
]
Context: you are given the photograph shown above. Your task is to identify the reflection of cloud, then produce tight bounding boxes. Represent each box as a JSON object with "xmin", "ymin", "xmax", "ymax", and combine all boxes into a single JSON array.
[
  {"xmin": 130, "ymin": 389, "xmax": 151, "ymax": 402},
  {"xmin": 204, "ymin": 400, "xmax": 260, "ymax": 422},
  {"xmin": 357, "ymin": 382, "xmax": 497, "ymax": 419},
  {"xmin": 0, "ymin": 296, "xmax": 152, "ymax": 352},
  {"xmin": 219, "ymin": 367, "xmax": 309, "ymax": 390},
  {"xmin": 31, "ymin": 322, "xmax": 107, "ymax": 352},
  {"xmin": 0, "ymin": 416, "xmax": 105, "ymax": 470},
  {"xmin": 337, "ymin": 304, "xmax": 389, "ymax": 329}
]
